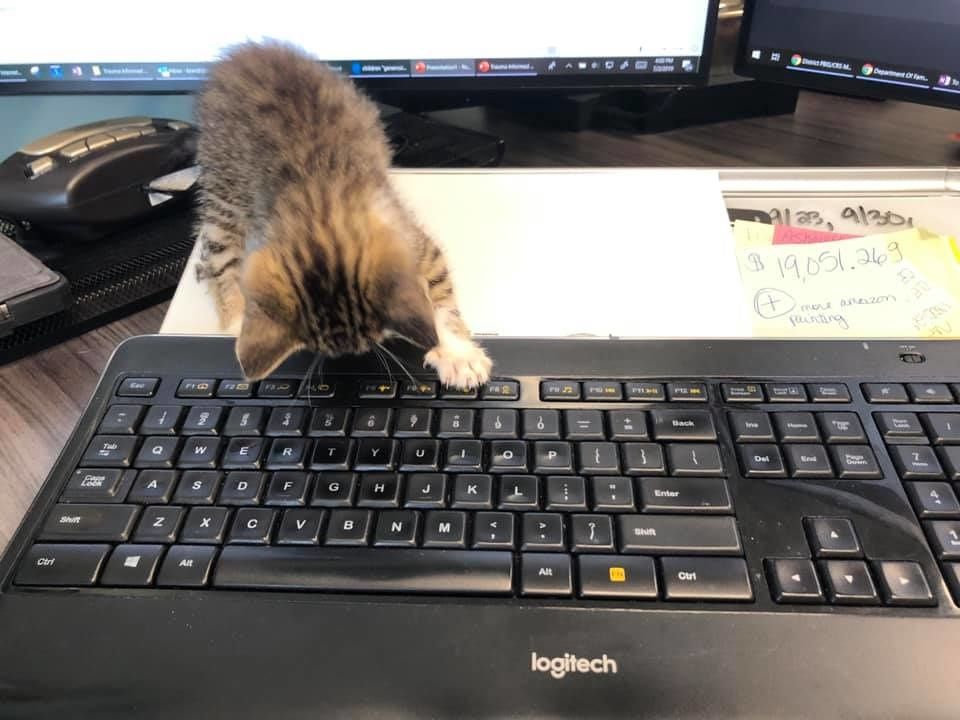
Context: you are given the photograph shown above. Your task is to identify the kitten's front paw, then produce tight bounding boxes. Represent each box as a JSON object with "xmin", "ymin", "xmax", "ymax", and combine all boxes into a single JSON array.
[{"xmin": 425, "ymin": 339, "xmax": 492, "ymax": 389}]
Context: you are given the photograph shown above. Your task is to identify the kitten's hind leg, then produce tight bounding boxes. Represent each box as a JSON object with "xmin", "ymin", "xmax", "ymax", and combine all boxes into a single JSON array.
[
  {"xmin": 424, "ymin": 304, "xmax": 493, "ymax": 390},
  {"xmin": 195, "ymin": 222, "xmax": 245, "ymax": 335}
]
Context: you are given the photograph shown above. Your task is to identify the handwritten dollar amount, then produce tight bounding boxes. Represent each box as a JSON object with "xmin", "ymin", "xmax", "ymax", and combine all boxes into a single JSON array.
[
  {"xmin": 769, "ymin": 207, "xmax": 914, "ymax": 232},
  {"xmin": 745, "ymin": 241, "xmax": 904, "ymax": 282}
]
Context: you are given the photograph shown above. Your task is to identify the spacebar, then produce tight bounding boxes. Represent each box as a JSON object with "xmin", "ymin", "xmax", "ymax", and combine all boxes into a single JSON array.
[{"xmin": 213, "ymin": 547, "xmax": 514, "ymax": 595}]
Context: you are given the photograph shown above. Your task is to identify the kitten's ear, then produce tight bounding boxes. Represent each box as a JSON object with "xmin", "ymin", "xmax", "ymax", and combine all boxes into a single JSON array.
[
  {"xmin": 235, "ymin": 306, "xmax": 299, "ymax": 380},
  {"xmin": 388, "ymin": 275, "xmax": 439, "ymax": 349}
]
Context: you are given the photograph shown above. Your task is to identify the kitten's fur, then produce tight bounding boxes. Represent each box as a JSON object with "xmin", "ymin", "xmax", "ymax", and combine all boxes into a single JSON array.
[{"xmin": 194, "ymin": 42, "xmax": 491, "ymax": 388}]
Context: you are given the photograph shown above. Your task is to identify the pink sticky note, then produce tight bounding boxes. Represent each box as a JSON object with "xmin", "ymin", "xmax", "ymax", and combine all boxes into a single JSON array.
[{"xmin": 772, "ymin": 225, "xmax": 860, "ymax": 245}]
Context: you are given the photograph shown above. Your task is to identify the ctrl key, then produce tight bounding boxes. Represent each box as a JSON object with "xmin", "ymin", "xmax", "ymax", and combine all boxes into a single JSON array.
[
  {"xmin": 660, "ymin": 557, "xmax": 753, "ymax": 602},
  {"xmin": 16, "ymin": 544, "xmax": 110, "ymax": 586}
]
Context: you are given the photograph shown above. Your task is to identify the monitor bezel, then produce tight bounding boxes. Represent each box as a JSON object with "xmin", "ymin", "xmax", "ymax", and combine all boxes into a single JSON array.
[{"xmin": 734, "ymin": 0, "xmax": 960, "ymax": 111}]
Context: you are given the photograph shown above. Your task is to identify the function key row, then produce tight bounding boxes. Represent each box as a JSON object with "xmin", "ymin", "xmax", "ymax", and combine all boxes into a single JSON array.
[
  {"xmin": 863, "ymin": 382, "xmax": 960, "ymax": 404},
  {"xmin": 541, "ymin": 381, "xmax": 705, "ymax": 402},
  {"xmin": 722, "ymin": 383, "xmax": 851, "ymax": 403}
]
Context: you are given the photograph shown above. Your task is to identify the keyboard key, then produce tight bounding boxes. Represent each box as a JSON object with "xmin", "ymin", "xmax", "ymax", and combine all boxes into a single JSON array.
[
  {"xmin": 570, "ymin": 514, "xmax": 615, "ymax": 552},
  {"xmin": 906, "ymin": 481, "xmax": 960, "ymax": 518},
  {"xmin": 353, "ymin": 438, "xmax": 397, "ymax": 471},
  {"xmin": 266, "ymin": 438, "xmax": 309, "ymax": 470},
  {"xmin": 451, "ymin": 474, "xmax": 494, "ymax": 509},
  {"xmin": 99, "ymin": 405, "xmax": 144, "ymax": 434},
  {"xmin": 765, "ymin": 558, "xmax": 823, "ymax": 603},
  {"xmin": 534, "ymin": 442, "xmax": 574, "ymax": 474},
  {"xmin": 173, "ymin": 470, "xmax": 222, "ymax": 505},
  {"xmin": 522, "ymin": 513, "xmax": 565, "ymax": 551},
  {"xmin": 522, "ymin": 410, "xmax": 561, "ymax": 439},
  {"xmin": 890, "ymin": 445, "xmax": 944, "ymax": 479},
  {"xmin": 577, "ymin": 442, "xmax": 620, "ymax": 474},
  {"xmin": 16, "ymin": 543, "xmax": 110, "ymax": 586},
  {"xmin": 498, "ymin": 475, "xmax": 540, "ymax": 510},
  {"xmin": 400, "ymin": 380, "xmax": 438, "ymax": 399},
  {"xmin": 638, "ymin": 477, "xmax": 732, "ymax": 514},
  {"xmin": 275, "ymin": 509, "xmax": 325, "ymax": 545},
  {"xmin": 223, "ymin": 407, "xmax": 265, "ymax": 437},
  {"xmin": 908, "ymin": 383, "xmax": 954, "ymax": 404},
  {"xmin": 222, "ymin": 437, "xmax": 266, "ymax": 470},
  {"xmin": 830, "ymin": 445, "xmax": 881, "ymax": 479},
  {"xmin": 944, "ymin": 563, "xmax": 960, "ymax": 605},
  {"xmin": 374, "ymin": 510, "xmax": 420, "ymax": 547},
  {"xmin": 820, "ymin": 560, "xmax": 879, "ymax": 605},
  {"xmin": 357, "ymin": 473, "xmax": 402, "ymax": 507},
  {"xmin": 352, "ymin": 408, "xmax": 392, "ymax": 437},
  {"xmin": 437, "ymin": 409, "xmax": 475, "ymax": 438},
  {"xmin": 875, "ymin": 412, "xmax": 925, "ymax": 441},
  {"xmin": 177, "ymin": 437, "xmax": 222, "ymax": 469},
  {"xmin": 660, "ymin": 557, "xmax": 753, "ymax": 601},
  {"xmin": 310, "ymin": 472, "xmax": 357, "ymax": 507},
  {"xmin": 133, "ymin": 505, "xmax": 185, "ymax": 543},
  {"xmin": 521, "ymin": 553, "xmax": 572, "ymax": 596},
  {"xmin": 666, "ymin": 382, "xmax": 708, "ymax": 402},
  {"xmin": 482, "ymin": 380, "xmax": 520, "ymax": 400},
  {"xmin": 100, "ymin": 544, "xmax": 165, "ymax": 586},
  {"xmin": 622, "ymin": 443, "xmax": 666, "ymax": 475},
  {"xmin": 774, "ymin": 412, "xmax": 820, "ymax": 443},
  {"xmin": 140, "ymin": 405, "xmax": 185, "ymax": 435},
  {"xmin": 127, "ymin": 470, "xmax": 177, "ymax": 504},
  {"xmin": 399, "ymin": 439, "xmax": 441, "ymax": 471},
  {"xmin": 937, "ymin": 447, "xmax": 960, "ymax": 480},
  {"xmin": 257, "ymin": 380, "xmax": 297, "ymax": 399},
  {"xmin": 472, "ymin": 512, "xmax": 515, "ymax": 549},
  {"xmin": 216, "ymin": 379, "xmax": 255, "ymax": 398},
  {"xmin": 921, "ymin": 413, "xmax": 960, "ymax": 445},
  {"xmin": 179, "ymin": 506, "xmax": 231, "ymax": 544},
  {"xmin": 766, "ymin": 383, "xmax": 807, "ymax": 402},
  {"xmin": 564, "ymin": 410, "xmax": 605, "ymax": 440},
  {"xmin": 62, "ymin": 468, "xmax": 126, "ymax": 502},
  {"xmin": 584, "ymin": 381, "xmax": 623, "ymax": 401},
  {"xmin": 82, "ymin": 435, "xmax": 138, "ymax": 468},
  {"xmin": 541, "ymin": 380, "xmax": 581, "ymax": 401},
  {"xmin": 227, "ymin": 508, "xmax": 276, "ymax": 544},
  {"xmin": 806, "ymin": 517, "xmax": 861, "ymax": 557},
  {"xmin": 422, "ymin": 511, "xmax": 467, "ymax": 548},
  {"xmin": 623, "ymin": 382, "xmax": 664, "ymax": 402},
  {"xmin": 874, "ymin": 561, "xmax": 935, "ymax": 606},
  {"xmin": 738, "ymin": 444, "xmax": 786, "ymax": 477},
  {"xmin": 784, "ymin": 444, "xmax": 834, "ymax": 479},
  {"xmin": 156, "ymin": 545, "xmax": 218, "ymax": 587},
  {"xmin": 667, "ymin": 444, "xmax": 724, "ymax": 477},
  {"xmin": 722, "ymin": 383, "xmax": 764, "ymax": 402},
  {"xmin": 618, "ymin": 515, "xmax": 742, "ymax": 555},
  {"xmin": 608, "ymin": 411, "xmax": 649, "ymax": 440},
  {"xmin": 807, "ymin": 383, "xmax": 851, "ymax": 403},
  {"xmin": 359, "ymin": 380, "xmax": 397, "ymax": 399},
  {"xmin": 134, "ymin": 436, "xmax": 180, "ymax": 469},
  {"xmin": 39, "ymin": 503, "xmax": 139, "ymax": 542},
  {"xmin": 308, "ymin": 408, "xmax": 350, "ymax": 437},
  {"xmin": 404, "ymin": 473, "xmax": 448, "ymax": 508},
  {"xmin": 480, "ymin": 409, "xmax": 518, "ymax": 439},
  {"xmin": 311, "ymin": 439, "xmax": 353, "ymax": 471},
  {"xmin": 182, "ymin": 406, "xmax": 224, "ymax": 436},
  {"xmin": 117, "ymin": 377, "xmax": 159, "ymax": 397},
  {"xmin": 177, "ymin": 379, "xmax": 216, "ymax": 399},
  {"xmin": 298, "ymin": 379, "xmax": 336, "ymax": 399},
  {"xmin": 440, "ymin": 386, "xmax": 478, "ymax": 400},
  {"xmin": 651, "ymin": 409, "xmax": 716, "ymax": 442},
  {"xmin": 545, "ymin": 476, "xmax": 587, "ymax": 511},
  {"xmin": 394, "ymin": 408, "xmax": 434, "ymax": 439},
  {"xmin": 214, "ymin": 547, "xmax": 513, "ymax": 594},
  {"xmin": 489, "ymin": 441, "xmax": 529, "ymax": 472},
  {"xmin": 862, "ymin": 383, "xmax": 908, "ymax": 404},
  {"xmin": 266, "ymin": 407, "xmax": 307, "ymax": 437},
  {"xmin": 444, "ymin": 440, "xmax": 483, "ymax": 472},
  {"xmin": 219, "ymin": 471, "xmax": 266, "ymax": 505},
  {"xmin": 817, "ymin": 412, "xmax": 866, "ymax": 444},
  {"xmin": 728, "ymin": 411, "xmax": 774, "ymax": 442},
  {"xmin": 578, "ymin": 555, "xmax": 657, "ymax": 599},
  {"xmin": 591, "ymin": 477, "xmax": 635, "ymax": 511},
  {"xmin": 264, "ymin": 472, "xmax": 310, "ymax": 506},
  {"xmin": 926, "ymin": 520, "xmax": 960, "ymax": 559}
]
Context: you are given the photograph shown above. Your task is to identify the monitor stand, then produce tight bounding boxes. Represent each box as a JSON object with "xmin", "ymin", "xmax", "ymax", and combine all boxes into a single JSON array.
[{"xmin": 378, "ymin": 104, "xmax": 506, "ymax": 168}]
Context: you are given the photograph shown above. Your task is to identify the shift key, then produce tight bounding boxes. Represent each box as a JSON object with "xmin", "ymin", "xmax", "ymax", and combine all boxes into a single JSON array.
[
  {"xmin": 618, "ymin": 515, "xmax": 741, "ymax": 555},
  {"xmin": 39, "ymin": 504, "xmax": 140, "ymax": 542}
]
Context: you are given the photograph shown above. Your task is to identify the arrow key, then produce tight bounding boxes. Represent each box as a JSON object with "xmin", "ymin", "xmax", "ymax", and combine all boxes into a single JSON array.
[
  {"xmin": 805, "ymin": 517, "xmax": 861, "ymax": 558},
  {"xmin": 874, "ymin": 561, "xmax": 935, "ymax": 606},
  {"xmin": 820, "ymin": 559, "xmax": 879, "ymax": 605},
  {"xmin": 765, "ymin": 558, "xmax": 824, "ymax": 603},
  {"xmin": 522, "ymin": 513, "xmax": 565, "ymax": 551}
]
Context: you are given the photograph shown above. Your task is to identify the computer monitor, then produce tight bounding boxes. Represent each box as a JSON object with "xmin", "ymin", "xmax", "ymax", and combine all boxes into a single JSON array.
[
  {"xmin": 736, "ymin": 0, "xmax": 960, "ymax": 110},
  {"xmin": 0, "ymin": 1, "xmax": 719, "ymax": 94}
]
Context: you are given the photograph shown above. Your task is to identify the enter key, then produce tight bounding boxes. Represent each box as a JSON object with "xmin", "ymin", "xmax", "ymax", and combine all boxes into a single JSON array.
[{"xmin": 638, "ymin": 477, "xmax": 733, "ymax": 514}]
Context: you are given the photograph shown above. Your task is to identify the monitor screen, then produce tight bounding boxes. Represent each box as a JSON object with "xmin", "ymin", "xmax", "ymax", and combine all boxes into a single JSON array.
[
  {"xmin": 737, "ymin": 0, "xmax": 960, "ymax": 110},
  {"xmin": 0, "ymin": 1, "xmax": 719, "ymax": 93}
]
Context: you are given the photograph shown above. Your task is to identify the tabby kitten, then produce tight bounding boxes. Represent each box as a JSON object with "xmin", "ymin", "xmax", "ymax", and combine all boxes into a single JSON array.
[{"xmin": 194, "ymin": 42, "xmax": 491, "ymax": 388}]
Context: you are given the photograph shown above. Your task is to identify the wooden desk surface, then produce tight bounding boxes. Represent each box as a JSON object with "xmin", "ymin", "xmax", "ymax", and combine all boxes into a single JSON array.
[{"xmin": 1, "ymin": 91, "xmax": 958, "ymax": 552}]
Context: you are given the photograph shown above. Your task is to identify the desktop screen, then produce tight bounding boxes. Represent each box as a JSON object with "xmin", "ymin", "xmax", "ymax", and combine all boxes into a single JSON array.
[
  {"xmin": 0, "ymin": 1, "xmax": 718, "ymax": 92},
  {"xmin": 739, "ymin": 0, "xmax": 960, "ymax": 109}
]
